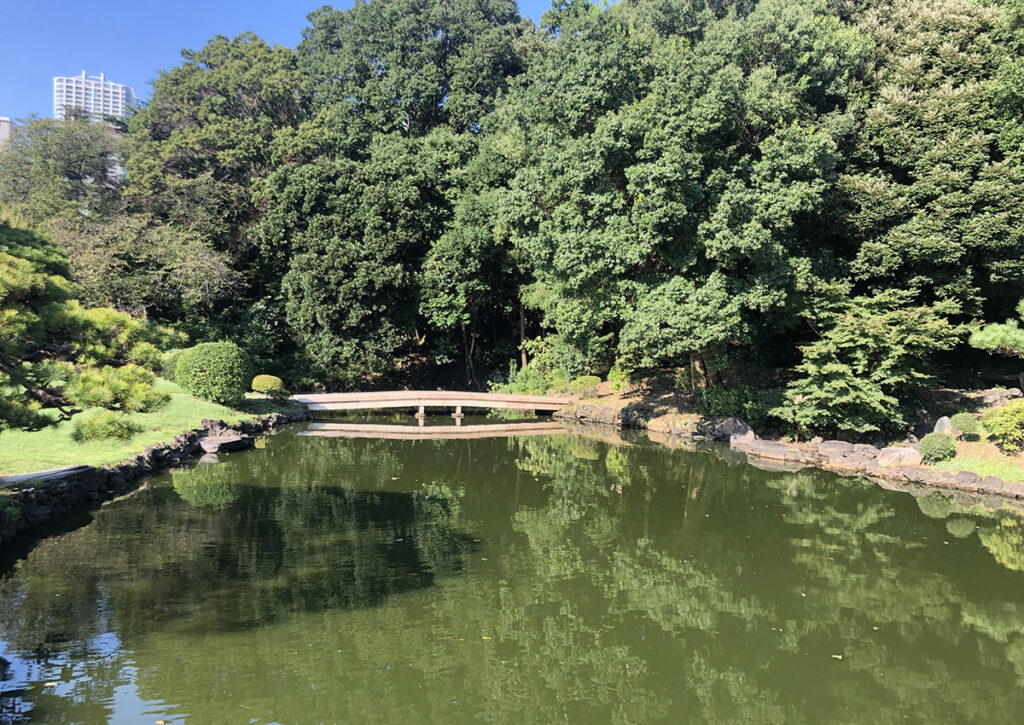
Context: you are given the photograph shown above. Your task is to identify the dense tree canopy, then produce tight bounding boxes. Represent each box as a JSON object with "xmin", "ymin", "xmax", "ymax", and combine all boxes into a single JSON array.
[{"xmin": 3, "ymin": 0, "xmax": 1024, "ymax": 435}]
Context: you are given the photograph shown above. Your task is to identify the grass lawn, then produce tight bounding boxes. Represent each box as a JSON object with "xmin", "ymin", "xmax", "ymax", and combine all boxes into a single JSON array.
[
  {"xmin": 932, "ymin": 436, "xmax": 1024, "ymax": 483},
  {"xmin": 0, "ymin": 379, "xmax": 302, "ymax": 477}
]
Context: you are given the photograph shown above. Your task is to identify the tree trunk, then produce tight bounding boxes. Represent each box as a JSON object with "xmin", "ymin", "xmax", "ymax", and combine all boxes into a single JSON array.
[
  {"xmin": 519, "ymin": 302, "xmax": 528, "ymax": 370},
  {"xmin": 690, "ymin": 351, "xmax": 709, "ymax": 392}
]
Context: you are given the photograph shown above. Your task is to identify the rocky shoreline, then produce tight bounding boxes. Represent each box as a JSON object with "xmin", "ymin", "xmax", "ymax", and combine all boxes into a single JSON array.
[
  {"xmin": 0, "ymin": 409, "xmax": 311, "ymax": 546},
  {"xmin": 554, "ymin": 402, "xmax": 1024, "ymax": 501}
]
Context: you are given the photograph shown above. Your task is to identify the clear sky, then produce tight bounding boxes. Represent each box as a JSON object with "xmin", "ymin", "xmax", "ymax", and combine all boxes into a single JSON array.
[{"xmin": 0, "ymin": 0, "xmax": 554, "ymax": 122}]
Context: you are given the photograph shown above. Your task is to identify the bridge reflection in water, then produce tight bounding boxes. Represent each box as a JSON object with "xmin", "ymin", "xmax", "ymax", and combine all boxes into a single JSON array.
[{"xmin": 299, "ymin": 421, "xmax": 568, "ymax": 441}]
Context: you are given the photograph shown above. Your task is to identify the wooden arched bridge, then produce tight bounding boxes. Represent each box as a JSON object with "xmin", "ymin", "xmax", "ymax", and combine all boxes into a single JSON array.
[{"xmin": 291, "ymin": 390, "xmax": 571, "ymax": 426}]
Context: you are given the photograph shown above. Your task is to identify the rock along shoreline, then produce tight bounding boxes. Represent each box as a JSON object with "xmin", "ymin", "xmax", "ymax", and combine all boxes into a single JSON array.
[
  {"xmin": 0, "ymin": 409, "xmax": 312, "ymax": 546},
  {"xmin": 554, "ymin": 403, "xmax": 1024, "ymax": 502}
]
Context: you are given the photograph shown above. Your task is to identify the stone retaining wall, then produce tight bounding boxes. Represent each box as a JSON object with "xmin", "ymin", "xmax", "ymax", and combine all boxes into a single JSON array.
[
  {"xmin": 555, "ymin": 402, "xmax": 1024, "ymax": 501},
  {"xmin": 0, "ymin": 410, "xmax": 311, "ymax": 546}
]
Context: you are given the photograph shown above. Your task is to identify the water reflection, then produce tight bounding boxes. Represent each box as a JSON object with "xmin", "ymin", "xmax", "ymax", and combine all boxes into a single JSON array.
[{"xmin": 2, "ymin": 424, "xmax": 1024, "ymax": 723}]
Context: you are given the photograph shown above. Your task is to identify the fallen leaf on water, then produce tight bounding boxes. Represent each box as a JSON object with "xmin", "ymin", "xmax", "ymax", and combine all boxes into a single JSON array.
[
  {"xmin": 43, "ymin": 682, "xmax": 57, "ymax": 688},
  {"xmin": 482, "ymin": 636, "xmax": 492, "ymax": 640},
  {"xmin": 831, "ymin": 655, "xmax": 843, "ymax": 660}
]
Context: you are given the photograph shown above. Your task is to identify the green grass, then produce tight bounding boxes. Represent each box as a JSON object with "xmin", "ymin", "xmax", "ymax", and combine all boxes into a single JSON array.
[
  {"xmin": 931, "ymin": 425, "xmax": 1024, "ymax": 483},
  {"xmin": 0, "ymin": 379, "xmax": 302, "ymax": 477}
]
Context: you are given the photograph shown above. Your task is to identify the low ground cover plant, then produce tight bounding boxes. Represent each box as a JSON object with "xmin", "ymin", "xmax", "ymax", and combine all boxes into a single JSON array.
[
  {"xmin": 950, "ymin": 412, "xmax": 980, "ymax": 438},
  {"xmin": 920, "ymin": 432, "xmax": 956, "ymax": 463},
  {"xmin": 570, "ymin": 375, "xmax": 601, "ymax": 396}
]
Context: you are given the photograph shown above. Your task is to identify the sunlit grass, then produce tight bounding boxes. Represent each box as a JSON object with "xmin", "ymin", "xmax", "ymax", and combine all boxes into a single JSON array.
[
  {"xmin": 932, "ymin": 433, "xmax": 1024, "ymax": 483},
  {"xmin": 0, "ymin": 379, "xmax": 301, "ymax": 476}
]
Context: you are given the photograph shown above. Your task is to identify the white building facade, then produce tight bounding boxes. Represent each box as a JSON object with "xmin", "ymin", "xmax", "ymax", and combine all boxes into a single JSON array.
[
  {"xmin": 53, "ymin": 71, "xmax": 135, "ymax": 122},
  {"xmin": 0, "ymin": 116, "xmax": 11, "ymax": 147}
]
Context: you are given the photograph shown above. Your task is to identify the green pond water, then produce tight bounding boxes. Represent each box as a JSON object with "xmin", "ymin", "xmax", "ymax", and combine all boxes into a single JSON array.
[{"xmin": 3, "ymin": 417, "xmax": 1024, "ymax": 723}]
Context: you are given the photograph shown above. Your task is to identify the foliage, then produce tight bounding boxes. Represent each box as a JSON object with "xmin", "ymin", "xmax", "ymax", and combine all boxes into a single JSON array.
[
  {"xmin": 71, "ymin": 409, "xmax": 141, "ymax": 442},
  {"xmin": 172, "ymin": 464, "xmax": 242, "ymax": 509},
  {"xmin": 569, "ymin": 375, "xmax": 601, "ymax": 397},
  {"xmin": 774, "ymin": 291, "xmax": 961, "ymax": 436},
  {"xmin": 698, "ymin": 385, "xmax": 783, "ymax": 432},
  {"xmin": 160, "ymin": 349, "xmax": 186, "ymax": 381},
  {"xmin": 983, "ymin": 400, "xmax": 1024, "ymax": 452},
  {"xmin": 5, "ymin": 0, "xmax": 1024, "ymax": 410},
  {"xmin": 251, "ymin": 374, "xmax": 288, "ymax": 399},
  {"xmin": 919, "ymin": 432, "xmax": 956, "ymax": 463},
  {"xmin": 127, "ymin": 342, "xmax": 162, "ymax": 372},
  {"xmin": 950, "ymin": 412, "xmax": 980, "ymax": 437},
  {"xmin": 606, "ymin": 365, "xmax": 632, "ymax": 394},
  {"xmin": 65, "ymin": 364, "xmax": 169, "ymax": 413},
  {"xmin": 175, "ymin": 342, "xmax": 253, "ymax": 407},
  {"xmin": 970, "ymin": 300, "xmax": 1024, "ymax": 360}
]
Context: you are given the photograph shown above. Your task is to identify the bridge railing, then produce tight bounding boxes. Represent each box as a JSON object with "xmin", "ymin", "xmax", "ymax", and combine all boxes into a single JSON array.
[{"xmin": 291, "ymin": 390, "xmax": 571, "ymax": 412}]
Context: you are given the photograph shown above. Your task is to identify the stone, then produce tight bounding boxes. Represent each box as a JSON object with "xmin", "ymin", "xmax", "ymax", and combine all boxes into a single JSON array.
[
  {"xmin": 809, "ymin": 436, "xmax": 823, "ymax": 446},
  {"xmin": 933, "ymin": 416, "xmax": 961, "ymax": 438},
  {"xmin": 980, "ymin": 476, "xmax": 1004, "ymax": 493},
  {"xmin": 818, "ymin": 440, "xmax": 855, "ymax": 456},
  {"xmin": 877, "ymin": 446, "xmax": 924, "ymax": 468},
  {"xmin": 740, "ymin": 439, "xmax": 792, "ymax": 461},
  {"xmin": 853, "ymin": 444, "xmax": 880, "ymax": 457},
  {"xmin": 697, "ymin": 417, "xmax": 753, "ymax": 442},
  {"xmin": 199, "ymin": 435, "xmax": 254, "ymax": 454}
]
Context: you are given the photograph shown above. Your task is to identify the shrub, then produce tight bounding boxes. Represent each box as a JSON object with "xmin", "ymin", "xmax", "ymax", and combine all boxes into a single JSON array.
[
  {"xmin": 570, "ymin": 375, "xmax": 601, "ymax": 396},
  {"xmin": 252, "ymin": 374, "xmax": 288, "ymax": 399},
  {"xmin": 919, "ymin": 432, "xmax": 956, "ymax": 462},
  {"xmin": 949, "ymin": 412, "xmax": 980, "ymax": 437},
  {"xmin": 983, "ymin": 400, "xmax": 1024, "ymax": 452},
  {"xmin": 606, "ymin": 365, "xmax": 632, "ymax": 393},
  {"xmin": 65, "ymin": 364, "xmax": 168, "ymax": 413},
  {"xmin": 175, "ymin": 342, "xmax": 252, "ymax": 406},
  {"xmin": 160, "ymin": 348, "xmax": 186, "ymax": 381},
  {"xmin": 71, "ymin": 409, "xmax": 140, "ymax": 441}
]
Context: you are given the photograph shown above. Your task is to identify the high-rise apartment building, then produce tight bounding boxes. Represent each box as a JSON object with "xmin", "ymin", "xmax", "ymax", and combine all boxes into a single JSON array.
[
  {"xmin": 0, "ymin": 117, "xmax": 11, "ymax": 147},
  {"xmin": 53, "ymin": 71, "xmax": 135, "ymax": 122}
]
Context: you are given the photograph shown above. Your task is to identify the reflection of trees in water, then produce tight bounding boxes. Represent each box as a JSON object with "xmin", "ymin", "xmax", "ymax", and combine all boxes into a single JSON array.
[
  {"xmin": 0, "ymin": 442, "xmax": 474, "ymax": 656},
  {"xmin": 4, "ymin": 432, "xmax": 1024, "ymax": 722}
]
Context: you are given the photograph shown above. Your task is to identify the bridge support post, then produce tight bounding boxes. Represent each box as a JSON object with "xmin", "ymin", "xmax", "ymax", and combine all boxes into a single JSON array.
[
  {"xmin": 452, "ymin": 405, "xmax": 464, "ymax": 426},
  {"xmin": 416, "ymin": 405, "xmax": 426, "ymax": 427}
]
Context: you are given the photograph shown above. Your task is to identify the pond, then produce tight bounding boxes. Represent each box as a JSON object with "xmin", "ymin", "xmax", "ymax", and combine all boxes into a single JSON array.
[{"xmin": 3, "ymin": 417, "xmax": 1024, "ymax": 723}]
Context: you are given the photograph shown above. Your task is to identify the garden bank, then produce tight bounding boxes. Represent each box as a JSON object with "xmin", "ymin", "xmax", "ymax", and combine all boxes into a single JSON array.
[
  {"xmin": 0, "ymin": 409, "xmax": 311, "ymax": 546},
  {"xmin": 555, "ymin": 391, "xmax": 1024, "ymax": 503}
]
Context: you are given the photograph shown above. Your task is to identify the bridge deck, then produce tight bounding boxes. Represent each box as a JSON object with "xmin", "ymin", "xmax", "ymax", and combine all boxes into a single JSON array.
[{"xmin": 291, "ymin": 390, "xmax": 570, "ymax": 412}]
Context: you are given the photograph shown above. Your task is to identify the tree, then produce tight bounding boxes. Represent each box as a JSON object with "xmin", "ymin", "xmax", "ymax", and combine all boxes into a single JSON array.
[
  {"xmin": 0, "ymin": 222, "xmax": 176, "ymax": 431},
  {"xmin": 774, "ymin": 290, "xmax": 961, "ymax": 436},
  {"xmin": 841, "ymin": 0, "xmax": 1024, "ymax": 317},
  {"xmin": 969, "ymin": 300, "xmax": 1024, "ymax": 386}
]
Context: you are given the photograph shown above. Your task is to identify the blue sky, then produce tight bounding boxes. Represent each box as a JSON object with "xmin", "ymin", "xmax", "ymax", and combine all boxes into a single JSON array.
[{"xmin": 0, "ymin": 0, "xmax": 555, "ymax": 121}]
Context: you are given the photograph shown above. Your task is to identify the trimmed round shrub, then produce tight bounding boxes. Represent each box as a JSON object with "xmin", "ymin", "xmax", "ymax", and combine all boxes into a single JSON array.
[
  {"xmin": 160, "ymin": 348, "xmax": 186, "ymax": 381},
  {"xmin": 919, "ymin": 432, "xmax": 956, "ymax": 463},
  {"xmin": 72, "ymin": 409, "xmax": 140, "ymax": 442},
  {"xmin": 252, "ymin": 374, "xmax": 288, "ymax": 399},
  {"xmin": 175, "ymin": 342, "xmax": 252, "ymax": 407},
  {"xmin": 983, "ymin": 400, "xmax": 1024, "ymax": 451},
  {"xmin": 949, "ymin": 412, "xmax": 980, "ymax": 437},
  {"xmin": 570, "ymin": 375, "xmax": 601, "ymax": 396}
]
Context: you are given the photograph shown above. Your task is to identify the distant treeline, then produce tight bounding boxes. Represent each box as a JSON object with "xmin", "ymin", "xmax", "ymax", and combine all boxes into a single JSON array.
[{"xmin": 2, "ymin": 0, "xmax": 1023, "ymax": 436}]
